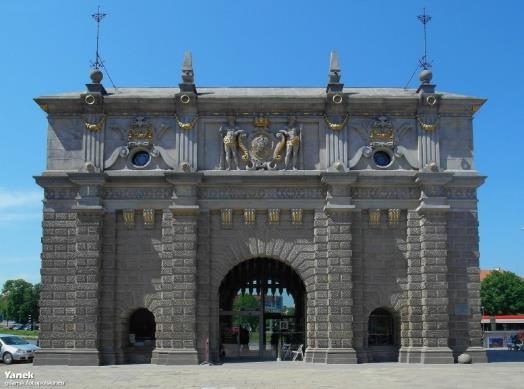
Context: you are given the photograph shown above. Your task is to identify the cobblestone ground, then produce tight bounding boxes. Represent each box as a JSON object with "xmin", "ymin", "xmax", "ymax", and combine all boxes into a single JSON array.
[{"xmin": 1, "ymin": 361, "xmax": 523, "ymax": 389}]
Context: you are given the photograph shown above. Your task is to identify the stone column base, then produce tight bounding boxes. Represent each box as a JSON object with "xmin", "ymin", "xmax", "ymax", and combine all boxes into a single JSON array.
[
  {"xmin": 151, "ymin": 348, "xmax": 199, "ymax": 365},
  {"xmin": 304, "ymin": 347, "xmax": 358, "ymax": 364},
  {"xmin": 399, "ymin": 347, "xmax": 454, "ymax": 364},
  {"xmin": 33, "ymin": 348, "xmax": 100, "ymax": 366},
  {"xmin": 464, "ymin": 347, "xmax": 488, "ymax": 363}
]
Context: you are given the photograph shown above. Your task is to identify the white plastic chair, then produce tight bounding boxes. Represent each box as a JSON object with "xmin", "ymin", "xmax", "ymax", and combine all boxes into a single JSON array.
[{"xmin": 291, "ymin": 344, "xmax": 304, "ymax": 361}]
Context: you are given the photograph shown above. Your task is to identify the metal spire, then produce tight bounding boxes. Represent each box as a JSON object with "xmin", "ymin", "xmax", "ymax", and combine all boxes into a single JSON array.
[
  {"xmin": 91, "ymin": 6, "xmax": 107, "ymax": 70},
  {"xmin": 417, "ymin": 7, "xmax": 432, "ymax": 70}
]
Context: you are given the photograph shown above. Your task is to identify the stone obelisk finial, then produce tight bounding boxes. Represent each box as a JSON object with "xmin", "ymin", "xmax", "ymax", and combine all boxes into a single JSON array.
[
  {"xmin": 326, "ymin": 51, "xmax": 343, "ymax": 93},
  {"xmin": 179, "ymin": 51, "xmax": 196, "ymax": 93}
]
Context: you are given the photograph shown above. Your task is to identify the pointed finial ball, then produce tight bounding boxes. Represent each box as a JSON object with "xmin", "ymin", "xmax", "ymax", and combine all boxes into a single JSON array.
[
  {"xmin": 419, "ymin": 69, "xmax": 433, "ymax": 84},
  {"xmin": 90, "ymin": 68, "xmax": 103, "ymax": 84}
]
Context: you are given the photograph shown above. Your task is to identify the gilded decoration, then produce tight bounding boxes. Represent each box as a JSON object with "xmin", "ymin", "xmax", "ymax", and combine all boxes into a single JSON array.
[
  {"xmin": 221, "ymin": 209, "xmax": 233, "ymax": 226},
  {"xmin": 268, "ymin": 209, "xmax": 280, "ymax": 225},
  {"xmin": 220, "ymin": 119, "xmax": 248, "ymax": 170},
  {"xmin": 104, "ymin": 117, "xmax": 178, "ymax": 170},
  {"xmin": 291, "ymin": 209, "xmax": 303, "ymax": 225},
  {"xmin": 247, "ymin": 128, "xmax": 277, "ymax": 170},
  {"xmin": 243, "ymin": 209, "xmax": 256, "ymax": 225},
  {"xmin": 175, "ymin": 114, "xmax": 198, "ymax": 130},
  {"xmin": 253, "ymin": 116, "xmax": 270, "ymax": 128},
  {"xmin": 276, "ymin": 118, "xmax": 301, "ymax": 170},
  {"xmin": 143, "ymin": 209, "xmax": 155, "ymax": 228},
  {"xmin": 324, "ymin": 114, "xmax": 350, "ymax": 131},
  {"xmin": 219, "ymin": 116, "xmax": 301, "ymax": 171},
  {"xmin": 128, "ymin": 116, "xmax": 153, "ymax": 145},
  {"xmin": 369, "ymin": 209, "xmax": 381, "ymax": 226},
  {"xmin": 369, "ymin": 116, "xmax": 395, "ymax": 146},
  {"xmin": 122, "ymin": 209, "xmax": 135, "ymax": 228},
  {"xmin": 83, "ymin": 116, "xmax": 106, "ymax": 132},
  {"xmin": 417, "ymin": 115, "xmax": 439, "ymax": 132},
  {"xmin": 388, "ymin": 209, "xmax": 401, "ymax": 225}
]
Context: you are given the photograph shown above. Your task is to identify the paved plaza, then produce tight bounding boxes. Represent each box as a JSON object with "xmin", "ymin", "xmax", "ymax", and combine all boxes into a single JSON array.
[{"xmin": 2, "ymin": 360, "xmax": 524, "ymax": 389}]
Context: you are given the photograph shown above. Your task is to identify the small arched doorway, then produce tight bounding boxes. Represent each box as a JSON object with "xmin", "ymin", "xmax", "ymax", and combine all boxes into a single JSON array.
[
  {"xmin": 219, "ymin": 258, "xmax": 306, "ymax": 361},
  {"xmin": 126, "ymin": 308, "xmax": 156, "ymax": 363},
  {"xmin": 367, "ymin": 307, "xmax": 400, "ymax": 362}
]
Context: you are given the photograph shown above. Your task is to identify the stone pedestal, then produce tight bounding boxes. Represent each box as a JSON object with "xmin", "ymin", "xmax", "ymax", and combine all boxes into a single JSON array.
[{"xmin": 33, "ymin": 349, "xmax": 100, "ymax": 366}]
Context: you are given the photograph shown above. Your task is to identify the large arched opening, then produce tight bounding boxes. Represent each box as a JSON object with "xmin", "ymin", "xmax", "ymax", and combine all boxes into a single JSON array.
[
  {"xmin": 218, "ymin": 257, "xmax": 306, "ymax": 361},
  {"xmin": 367, "ymin": 307, "xmax": 400, "ymax": 362},
  {"xmin": 125, "ymin": 308, "xmax": 156, "ymax": 363}
]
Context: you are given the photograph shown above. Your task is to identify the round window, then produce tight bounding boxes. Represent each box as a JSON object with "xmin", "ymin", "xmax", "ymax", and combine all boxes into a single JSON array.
[
  {"xmin": 373, "ymin": 150, "xmax": 392, "ymax": 167},
  {"xmin": 131, "ymin": 150, "xmax": 151, "ymax": 167}
]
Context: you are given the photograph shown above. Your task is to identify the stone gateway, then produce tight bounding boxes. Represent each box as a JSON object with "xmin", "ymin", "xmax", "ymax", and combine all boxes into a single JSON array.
[{"xmin": 33, "ymin": 52, "xmax": 487, "ymax": 365}]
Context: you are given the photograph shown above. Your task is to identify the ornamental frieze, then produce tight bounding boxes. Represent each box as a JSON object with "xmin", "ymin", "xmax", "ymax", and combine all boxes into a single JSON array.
[
  {"xmin": 103, "ymin": 187, "xmax": 172, "ymax": 200},
  {"xmin": 446, "ymin": 187, "xmax": 477, "ymax": 200},
  {"xmin": 44, "ymin": 188, "xmax": 78, "ymax": 200},
  {"xmin": 199, "ymin": 187, "xmax": 321, "ymax": 200},
  {"xmin": 351, "ymin": 187, "xmax": 419, "ymax": 200}
]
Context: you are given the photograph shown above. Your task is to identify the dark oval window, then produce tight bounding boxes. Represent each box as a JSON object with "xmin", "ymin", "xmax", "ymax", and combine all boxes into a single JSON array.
[
  {"xmin": 132, "ymin": 151, "xmax": 150, "ymax": 167},
  {"xmin": 373, "ymin": 151, "xmax": 391, "ymax": 167}
]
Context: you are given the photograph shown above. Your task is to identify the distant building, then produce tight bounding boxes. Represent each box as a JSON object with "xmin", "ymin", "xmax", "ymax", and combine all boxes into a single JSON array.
[
  {"xmin": 479, "ymin": 268, "xmax": 502, "ymax": 281},
  {"xmin": 479, "ymin": 268, "xmax": 522, "ymax": 282},
  {"xmin": 481, "ymin": 315, "xmax": 524, "ymax": 348}
]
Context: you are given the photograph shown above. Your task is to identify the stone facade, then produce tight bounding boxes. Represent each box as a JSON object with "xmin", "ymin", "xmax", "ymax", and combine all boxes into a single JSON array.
[{"xmin": 33, "ymin": 54, "xmax": 486, "ymax": 365}]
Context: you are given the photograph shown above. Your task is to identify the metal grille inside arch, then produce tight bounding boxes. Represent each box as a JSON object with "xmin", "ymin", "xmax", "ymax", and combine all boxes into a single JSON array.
[{"xmin": 218, "ymin": 258, "xmax": 306, "ymax": 361}]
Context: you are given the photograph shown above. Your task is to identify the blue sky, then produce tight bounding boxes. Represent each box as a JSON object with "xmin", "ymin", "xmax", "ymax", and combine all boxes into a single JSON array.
[{"xmin": 1, "ymin": 0, "xmax": 523, "ymax": 287}]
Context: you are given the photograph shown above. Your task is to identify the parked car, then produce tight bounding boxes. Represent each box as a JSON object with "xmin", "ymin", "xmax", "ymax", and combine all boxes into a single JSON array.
[
  {"xmin": 0, "ymin": 334, "xmax": 40, "ymax": 364},
  {"xmin": 7, "ymin": 324, "xmax": 22, "ymax": 330}
]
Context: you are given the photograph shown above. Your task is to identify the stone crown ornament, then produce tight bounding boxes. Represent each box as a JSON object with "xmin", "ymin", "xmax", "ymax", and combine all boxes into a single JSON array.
[{"xmin": 253, "ymin": 116, "xmax": 271, "ymax": 128}]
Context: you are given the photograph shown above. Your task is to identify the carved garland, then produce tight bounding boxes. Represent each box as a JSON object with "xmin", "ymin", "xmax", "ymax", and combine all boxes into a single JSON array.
[
  {"xmin": 175, "ymin": 114, "xmax": 198, "ymax": 130},
  {"xmin": 417, "ymin": 116, "xmax": 439, "ymax": 132},
  {"xmin": 324, "ymin": 114, "xmax": 350, "ymax": 131},
  {"xmin": 83, "ymin": 116, "xmax": 106, "ymax": 132}
]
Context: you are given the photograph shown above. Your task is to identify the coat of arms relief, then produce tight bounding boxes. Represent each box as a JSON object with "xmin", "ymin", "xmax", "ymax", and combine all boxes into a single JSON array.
[{"xmin": 219, "ymin": 116, "xmax": 301, "ymax": 171}]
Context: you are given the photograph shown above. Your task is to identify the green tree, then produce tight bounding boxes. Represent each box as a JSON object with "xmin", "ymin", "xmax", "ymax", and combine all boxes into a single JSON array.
[
  {"xmin": 0, "ymin": 293, "xmax": 6, "ymax": 322},
  {"xmin": 1, "ymin": 279, "xmax": 39, "ymax": 324},
  {"xmin": 232, "ymin": 294, "xmax": 260, "ymax": 331},
  {"xmin": 30, "ymin": 283, "xmax": 41, "ymax": 323},
  {"xmin": 480, "ymin": 271, "xmax": 524, "ymax": 315}
]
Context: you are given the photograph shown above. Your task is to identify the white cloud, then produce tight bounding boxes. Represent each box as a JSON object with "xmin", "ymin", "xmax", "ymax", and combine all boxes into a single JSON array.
[
  {"xmin": 0, "ymin": 188, "xmax": 42, "ymax": 225},
  {"xmin": 0, "ymin": 188, "xmax": 42, "ymax": 210}
]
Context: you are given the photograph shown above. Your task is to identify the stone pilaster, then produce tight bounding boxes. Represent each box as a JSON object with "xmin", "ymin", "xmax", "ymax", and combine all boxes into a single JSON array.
[
  {"xmin": 99, "ymin": 212, "xmax": 117, "ymax": 365},
  {"xmin": 447, "ymin": 208, "xmax": 487, "ymax": 363},
  {"xmin": 348, "ymin": 210, "xmax": 367, "ymax": 363},
  {"xmin": 196, "ymin": 210, "xmax": 212, "ymax": 362},
  {"xmin": 305, "ymin": 173, "xmax": 357, "ymax": 363},
  {"xmin": 71, "ymin": 210, "xmax": 103, "ymax": 364},
  {"xmin": 399, "ymin": 210, "xmax": 422, "ymax": 362},
  {"xmin": 305, "ymin": 209, "xmax": 329, "ymax": 362},
  {"xmin": 34, "ymin": 211, "xmax": 78, "ymax": 365},
  {"xmin": 400, "ymin": 173, "xmax": 453, "ymax": 363},
  {"xmin": 325, "ymin": 210, "xmax": 357, "ymax": 363},
  {"xmin": 152, "ymin": 173, "xmax": 200, "ymax": 364},
  {"xmin": 35, "ymin": 174, "xmax": 105, "ymax": 365}
]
